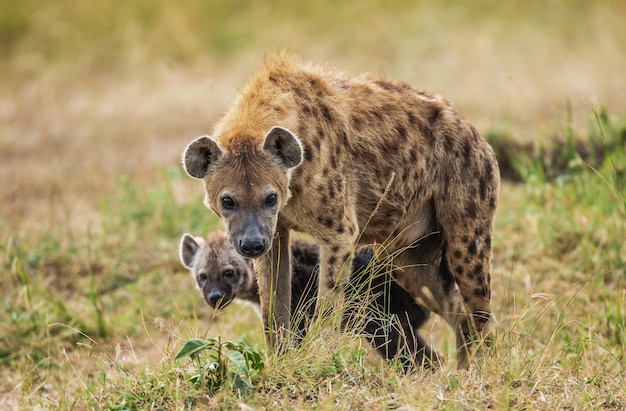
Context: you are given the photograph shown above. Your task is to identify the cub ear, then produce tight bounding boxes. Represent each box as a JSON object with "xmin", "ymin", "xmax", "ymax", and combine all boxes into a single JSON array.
[
  {"xmin": 263, "ymin": 126, "xmax": 303, "ymax": 169},
  {"xmin": 182, "ymin": 136, "xmax": 223, "ymax": 179},
  {"xmin": 180, "ymin": 233, "xmax": 204, "ymax": 269}
]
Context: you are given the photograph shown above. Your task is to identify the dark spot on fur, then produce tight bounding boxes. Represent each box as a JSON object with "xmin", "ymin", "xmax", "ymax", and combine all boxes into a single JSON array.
[
  {"xmin": 485, "ymin": 160, "xmax": 493, "ymax": 179},
  {"xmin": 479, "ymin": 176, "xmax": 488, "ymax": 200},
  {"xmin": 395, "ymin": 124, "xmax": 407, "ymax": 142},
  {"xmin": 321, "ymin": 104, "xmax": 333, "ymax": 123},
  {"xmin": 311, "ymin": 139, "xmax": 321, "ymax": 153},
  {"xmin": 409, "ymin": 147, "xmax": 418, "ymax": 163},
  {"xmin": 318, "ymin": 216, "xmax": 334, "ymax": 228},
  {"xmin": 474, "ymin": 228, "xmax": 484, "ymax": 238},
  {"xmin": 465, "ymin": 201, "xmax": 477, "ymax": 219},
  {"xmin": 336, "ymin": 208, "xmax": 345, "ymax": 220},
  {"xmin": 467, "ymin": 240, "xmax": 477, "ymax": 255},
  {"xmin": 376, "ymin": 80, "xmax": 394, "ymax": 91},
  {"xmin": 304, "ymin": 149, "xmax": 313, "ymax": 162},
  {"xmin": 336, "ymin": 177, "xmax": 343, "ymax": 193},
  {"xmin": 463, "ymin": 141, "xmax": 472, "ymax": 164},
  {"xmin": 323, "ymin": 167, "xmax": 329, "ymax": 176},
  {"xmin": 317, "ymin": 127, "xmax": 325, "ymax": 140},
  {"xmin": 474, "ymin": 264, "xmax": 483, "ymax": 277},
  {"xmin": 444, "ymin": 136, "xmax": 454, "ymax": 152},
  {"xmin": 328, "ymin": 256, "xmax": 337, "ymax": 266},
  {"xmin": 427, "ymin": 105, "xmax": 442, "ymax": 124},
  {"xmin": 461, "ymin": 235, "xmax": 469, "ymax": 244},
  {"xmin": 331, "ymin": 245, "xmax": 340, "ymax": 253},
  {"xmin": 485, "ymin": 236, "xmax": 492, "ymax": 248},
  {"xmin": 336, "ymin": 224, "xmax": 345, "ymax": 234},
  {"xmin": 455, "ymin": 266, "xmax": 464, "ymax": 275},
  {"xmin": 453, "ymin": 249, "xmax": 462, "ymax": 259},
  {"xmin": 330, "ymin": 152, "xmax": 337, "ymax": 168},
  {"xmin": 338, "ymin": 130, "xmax": 349, "ymax": 148}
]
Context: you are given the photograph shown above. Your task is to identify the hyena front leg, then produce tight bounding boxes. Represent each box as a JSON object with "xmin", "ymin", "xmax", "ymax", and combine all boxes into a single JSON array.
[
  {"xmin": 315, "ymin": 233, "xmax": 358, "ymax": 321},
  {"xmin": 254, "ymin": 225, "xmax": 292, "ymax": 356}
]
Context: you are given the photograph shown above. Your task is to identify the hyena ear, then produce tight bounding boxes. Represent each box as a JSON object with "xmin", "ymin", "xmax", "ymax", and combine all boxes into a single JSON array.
[
  {"xmin": 180, "ymin": 233, "xmax": 204, "ymax": 269},
  {"xmin": 263, "ymin": 126, "xmax": 303, "ymax": 169},
  {"xmin": 182, "ymin": 136, "xmax": 223, "ymax": 179}
]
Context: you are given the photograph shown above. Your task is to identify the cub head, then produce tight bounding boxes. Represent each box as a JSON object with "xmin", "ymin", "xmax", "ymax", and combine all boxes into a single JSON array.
[
  {"xmin": 182, "ymin": 126, "xmax": 303, "ymax": 258},
  {"xmin": 179, "ymin": 231, "xmax": 256, "ymax": 309}
]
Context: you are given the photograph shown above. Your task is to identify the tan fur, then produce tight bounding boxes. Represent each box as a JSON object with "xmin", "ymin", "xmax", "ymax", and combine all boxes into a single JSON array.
[{"xmin": 183, "ymin": 54, "xmax": 500, "ymax": 367}]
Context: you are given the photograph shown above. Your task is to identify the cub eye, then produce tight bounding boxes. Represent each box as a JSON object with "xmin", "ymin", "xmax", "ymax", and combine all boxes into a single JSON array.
[
  {"xmin": 221, "ymin": 196, "xmax": 235, "ymax": 210},
  {"xmin": 265, "ymin": 193, "xmax": 277, "ymax": 206},
  {"xmin": 198, "ymin": 273, "xmax": 208, "ymax": 282},
  {"xmin": 223, "ymin": 269, "xmax": 235, "ymax": 279}
]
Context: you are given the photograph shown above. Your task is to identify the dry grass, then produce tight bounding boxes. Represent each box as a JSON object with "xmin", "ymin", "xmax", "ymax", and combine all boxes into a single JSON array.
[{"xmin": 1, "ymin": 1, "xmax": 625, "ymax": 409}]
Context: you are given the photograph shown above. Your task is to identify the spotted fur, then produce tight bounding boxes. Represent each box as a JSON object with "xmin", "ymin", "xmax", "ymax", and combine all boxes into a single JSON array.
[{"xmin": 182, "ymin": 54, "xmax": 500, "ymax": 367}]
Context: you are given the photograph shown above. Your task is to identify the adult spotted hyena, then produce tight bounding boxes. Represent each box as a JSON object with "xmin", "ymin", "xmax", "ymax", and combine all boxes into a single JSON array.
[
  {"xmin": 182, "ymin": 54, "xmax": 499, "ymax": 367},
  {"xmin": 179, "ymin": 230, "xmax": 441, "ymax": 369}
]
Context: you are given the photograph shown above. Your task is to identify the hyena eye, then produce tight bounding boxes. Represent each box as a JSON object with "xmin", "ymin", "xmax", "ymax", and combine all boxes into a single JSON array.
[
  {"xmin": 221, "ymin": 196, "xmax": 235, "ymax": 210},
  {"xmin": 265, "ymin": 193, "xmax": 277, "ymax": 206},
  {"xmin": 198, "ymin": 273, "xmax": 208, "ymax": 282},
  {"xmin": 223, "ymin": 269, "xmax": 235, "ymax": 278}
]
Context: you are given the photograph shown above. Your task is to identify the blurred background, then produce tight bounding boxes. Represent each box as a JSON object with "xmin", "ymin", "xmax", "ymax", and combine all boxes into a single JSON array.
[
  {"xmin": 1, "ymin": 0, "xmax": 625, "ymax": 228},
  {"xmin": 1, "ymin": 1, "xmax": 625, "ymax": 405}
]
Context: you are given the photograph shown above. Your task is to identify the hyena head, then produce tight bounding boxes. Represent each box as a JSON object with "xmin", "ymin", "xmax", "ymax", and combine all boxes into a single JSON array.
[
  {"xmin": 179, "ymin": 231, "xmax": 256, "ymax": 309},
  {"xmin": 182, "ymin": 127, "xmax": 303, "ymax": 258}
]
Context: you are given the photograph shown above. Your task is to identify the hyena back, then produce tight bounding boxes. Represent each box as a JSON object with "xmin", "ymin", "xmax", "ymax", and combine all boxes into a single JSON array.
[{"xmin": 182, "ymin": 54, "xmax": 500, "ymax": 367}]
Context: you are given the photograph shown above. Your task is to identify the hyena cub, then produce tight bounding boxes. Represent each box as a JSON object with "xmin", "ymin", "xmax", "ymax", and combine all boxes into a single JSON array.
[{"xmin": 179, "ymin": 230, "xmax": 443, "ymax": 369}]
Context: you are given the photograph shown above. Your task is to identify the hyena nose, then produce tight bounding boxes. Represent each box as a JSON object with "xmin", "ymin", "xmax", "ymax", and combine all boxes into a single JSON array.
[
  {"xmin": 239, "ymin": 238, "xmax": 266, "ymax": 257},
  {"xmin": 208, "ymin": 290, "xmax": 224, "ymax": 307}
]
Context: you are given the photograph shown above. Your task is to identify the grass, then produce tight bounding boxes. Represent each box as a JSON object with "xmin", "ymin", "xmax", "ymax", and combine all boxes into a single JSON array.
[{"xmin": 1, "ymin": 0, "xmax": 626, "ymax": 409}]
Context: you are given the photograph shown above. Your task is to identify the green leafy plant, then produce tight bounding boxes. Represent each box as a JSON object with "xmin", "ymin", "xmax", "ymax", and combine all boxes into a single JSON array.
[{"xmin": 175, "ymin": 337, "xmax": 265, "ymax": 394}]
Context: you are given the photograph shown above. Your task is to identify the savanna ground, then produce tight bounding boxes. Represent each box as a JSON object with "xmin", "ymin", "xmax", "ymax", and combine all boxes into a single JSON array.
[{"xmin": 1, "ymin": 1, "xmax": 625, "ymax": 409}]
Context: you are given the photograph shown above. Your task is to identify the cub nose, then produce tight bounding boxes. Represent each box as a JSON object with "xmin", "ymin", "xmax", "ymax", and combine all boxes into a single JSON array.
[
  {"xmin": 239, "ymin": 238, "xmax": 266, "ymax": 257},
  {"xmin": 208, "ymin": 290, "xmax": 224, "ymax": 307}
]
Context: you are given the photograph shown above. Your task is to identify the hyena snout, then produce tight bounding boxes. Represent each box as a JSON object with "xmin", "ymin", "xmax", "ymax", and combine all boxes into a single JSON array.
[
  {"xmin": 239, "ymin": 237, "xmax": 267, "ymax": 257},
  {"xmin": 233, "ymin": 213, "xmax": 272, "ymax": 257},
  {"xmin": 207, "ymin": 288, "xmax": 225, "ymax": 308}
]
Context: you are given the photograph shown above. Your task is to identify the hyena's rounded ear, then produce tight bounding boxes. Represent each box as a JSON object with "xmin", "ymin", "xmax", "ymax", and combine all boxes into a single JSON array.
[
  {"xmin": 263, "ymin": 126, "xmax": 303, "ymax": 169},
  {"xmin": 182, "ymin": 136, "xmax": 223, "ymax": 179},
  {"xmin": 180, "ymin": 233, "xmax": 204, "ymax": 269}
]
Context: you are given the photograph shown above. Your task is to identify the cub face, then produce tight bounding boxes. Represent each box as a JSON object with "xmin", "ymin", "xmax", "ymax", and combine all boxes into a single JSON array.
[{"xmin": 179, "ymin": 231, "xmax": 255, "ymax": 309}]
